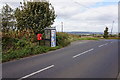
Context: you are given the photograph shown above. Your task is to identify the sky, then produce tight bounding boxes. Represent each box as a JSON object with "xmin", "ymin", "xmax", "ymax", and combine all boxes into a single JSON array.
[{"xmin": 0, "ymin": 0, "xmax": 119, "ymax": 32}]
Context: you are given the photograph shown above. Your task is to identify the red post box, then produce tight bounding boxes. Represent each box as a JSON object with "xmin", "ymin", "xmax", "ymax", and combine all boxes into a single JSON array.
[{"xmin": 37, "ymin": 34, "xmax": 42, "ymax": 40}]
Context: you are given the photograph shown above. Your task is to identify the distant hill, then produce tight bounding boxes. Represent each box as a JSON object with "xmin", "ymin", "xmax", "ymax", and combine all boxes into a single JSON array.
[{"xmin": 67, "ymin": 32, "xmax": 103, "ymax": 35}]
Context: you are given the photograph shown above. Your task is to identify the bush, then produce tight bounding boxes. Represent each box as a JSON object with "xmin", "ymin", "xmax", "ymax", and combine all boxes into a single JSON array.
[
  {"xmin": 56, "ymin": 32, "xmax": 71, "ymax": 47},
  {"xmin": 15, "ymin": 39, "xmax": 30, "ymax": 48},
  {"xmin": 2, "ymin": 45, "xmax": 60, "ymax": 62},
  {"xmin": 68, "ymin": 34, "xmax": 80, "ymax": 41},
  {"xmin": 2, "ymin": 46, "xmax": 32, "ymax": 62},
  {"xmin": 2, "ymin": 37, "xmax": 31, "ymax": 54},
  {"xmin": 2, "ymin": 37, "xmax": 19, "ymax": 53}
]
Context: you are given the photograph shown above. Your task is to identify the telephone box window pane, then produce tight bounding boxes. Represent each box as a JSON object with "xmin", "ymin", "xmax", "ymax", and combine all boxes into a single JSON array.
[{"xmin": 45, "ymin": 30, "xmax": 50, "ymax": 39}]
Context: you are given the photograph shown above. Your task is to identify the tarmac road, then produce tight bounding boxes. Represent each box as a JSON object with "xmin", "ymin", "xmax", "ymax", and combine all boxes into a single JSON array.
[{"xmin": 2, "ymin": 39, "xmax": 119, "ymax": 79}]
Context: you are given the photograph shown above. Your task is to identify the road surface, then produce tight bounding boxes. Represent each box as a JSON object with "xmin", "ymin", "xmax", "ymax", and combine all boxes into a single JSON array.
[{"xmin": 2, "ymin": 39, "xmax": 119, "ymax": 79}]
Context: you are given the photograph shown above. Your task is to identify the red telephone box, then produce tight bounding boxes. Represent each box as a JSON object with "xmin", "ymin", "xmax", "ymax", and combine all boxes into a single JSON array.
[{"xmin": 37, "ymin": 34, "xmax": 42, "ymax": 40}]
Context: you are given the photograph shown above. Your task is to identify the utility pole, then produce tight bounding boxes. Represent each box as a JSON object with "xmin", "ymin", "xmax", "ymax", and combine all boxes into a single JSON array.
[
  {"xmin": 61, "ymin": 22, "xmax": 63, "ymax": 32},
  {"xmin": 111, "ymin": 21, "xmax": 114, "ymax": 35}
]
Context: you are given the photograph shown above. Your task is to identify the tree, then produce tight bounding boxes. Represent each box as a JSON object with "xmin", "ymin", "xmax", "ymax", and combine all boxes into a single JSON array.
[
  {"xmin": 1, "ymin": 4, "xmax": 15, "ymax": 32},
  {"xmin": 15, "ymin": 1, "xmax": 56, "ymax": 35},
  {"xmin": 103, "ymin": 27, "xmax": 109, "ymax": 39}
]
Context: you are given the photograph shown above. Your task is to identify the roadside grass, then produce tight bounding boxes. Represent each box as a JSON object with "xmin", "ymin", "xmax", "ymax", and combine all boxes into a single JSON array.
[
  {"xmin": 78, "ymin": 37, "xmax": 99, "ymax": 40},
  {"xmin": 2, "ymin": 45, "xmax": 61, "ymax": 62},
  {"xmin": 107, "ymin": 37, "xmax": 120, "ymax": 39},
  {"xmin": 99, "ymin": 37, "xmax": 120, "ymax": 39}
]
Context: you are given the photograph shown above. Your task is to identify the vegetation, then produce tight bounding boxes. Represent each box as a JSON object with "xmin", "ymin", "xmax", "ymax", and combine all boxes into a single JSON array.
[
  {"xmin": 1, "ymin": 2, "xmax": 57, "ymax": 62},
  {"xmin": 56, "ymin": 32, "xmax": 70, "ymax": 47},
  {"xmin": 2, "ymin": 32, "xmax": 82, "ymax": 62},
  {"xmin": 1, "ymin": 4, "xmax": 15, "ymax": 33},
  {"xmin": 78, "ymin": 37, "xmax": 99, "ymax": 40},
  {"xmin": 2, "ymin": 40, "xmax": 61, "ymax": 62},
  {"xmin": 15, "ymin": 1, "xmax": 56, "ymax": 34},
  {"xmin": 103, "ymin": 27, "xmax": 109, "ymax": 39},
  {"xmin": 2, "ymin": 32, "xmax": 79, "ymax": 62}
]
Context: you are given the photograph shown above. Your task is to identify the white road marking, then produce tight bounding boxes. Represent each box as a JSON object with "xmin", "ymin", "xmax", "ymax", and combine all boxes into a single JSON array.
[
  {"xmin": 104, "ymin": 43, "xmax": 108, "ymax": 45},
  {"xmin": 98, "ymin": 43, "xmax": 108, "ymax": 47},
  {"xmin": 98, "ymin": 44, "xmax": 104, "ymax": 47},
  {"xmin": 73, "ymin": 48, "xmax": 94, "ymax": 58},
  {"xmin": 18, "ymin": 65, "xmax": 54, "ymax": 80}
]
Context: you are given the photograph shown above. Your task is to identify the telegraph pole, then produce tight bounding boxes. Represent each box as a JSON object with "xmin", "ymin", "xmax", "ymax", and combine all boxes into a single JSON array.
[
  {"xmin": 111, "ymin": 21, "xmax": 114, "ymax": 35},
  {"xmin": 61, "ymin": 22, "xmax": 63, "ymax": 32}
]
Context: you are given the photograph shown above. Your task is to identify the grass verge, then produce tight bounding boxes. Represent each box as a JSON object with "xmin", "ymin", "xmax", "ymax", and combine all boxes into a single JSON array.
[
  {"xmin": 78, "ymin": 37, "xmax": 99, "ymax": 40},
  {"xmin": 2, "ymin": 45, "xmax": 61, "ymax": 62}
]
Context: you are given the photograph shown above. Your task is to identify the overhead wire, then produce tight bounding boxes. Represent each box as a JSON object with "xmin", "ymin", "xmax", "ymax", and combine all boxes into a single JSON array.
[{"xmin": 72, "ymin": 0, "xmax": 117, "ymax": 32}]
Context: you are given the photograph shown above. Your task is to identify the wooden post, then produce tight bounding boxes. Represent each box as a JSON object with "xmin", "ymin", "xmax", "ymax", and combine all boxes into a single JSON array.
[{"xmin": 39, "ymin": 40, "xmax": 40, "ymax": 45}]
